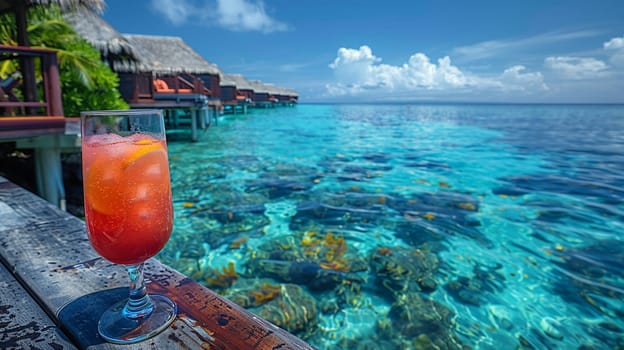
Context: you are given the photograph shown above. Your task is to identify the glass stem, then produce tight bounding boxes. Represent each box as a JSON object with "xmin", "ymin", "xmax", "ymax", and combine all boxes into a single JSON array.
[{"xmin": 123, "ymin": 263, "xmax": 154, "ymax": 320}]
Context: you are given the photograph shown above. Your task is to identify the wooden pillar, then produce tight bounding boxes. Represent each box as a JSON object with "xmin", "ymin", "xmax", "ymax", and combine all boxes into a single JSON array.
[
  {"xmin": 190, "ymin": 108, "xmax": 197, "ymax": 142},
  {"xmin": 42, "ymin": 52, "xmax": 64, "ymax": 116},
  {"xmin": 199, "ymin": 107, "xmax": 206, "ymax": 130},
  {"xmin": 15, "ymin": 2, "xmax": 38, "ymax": 113},
  {"xmin": 35, "ymin": 143, "xmax": 66, "ymax": 211},
  {"xmin": 202, "ymin": 107, "xmax": 211, "ymax": 127}
]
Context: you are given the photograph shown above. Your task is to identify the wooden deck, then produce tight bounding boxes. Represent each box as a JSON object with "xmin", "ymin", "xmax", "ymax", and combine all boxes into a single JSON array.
[{"xmin": 0, "ymin": 177, "xmax": 315, "ymax": 350}]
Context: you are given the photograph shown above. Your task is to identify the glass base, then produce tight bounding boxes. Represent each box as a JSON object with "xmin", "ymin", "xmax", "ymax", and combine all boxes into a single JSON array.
[{"xmin": 98, "ymin": 294, "xmax": 177, "ymax": 344}]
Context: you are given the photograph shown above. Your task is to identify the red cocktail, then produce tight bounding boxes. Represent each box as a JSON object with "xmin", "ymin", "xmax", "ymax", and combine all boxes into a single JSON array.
[
  {"xmin": 83, "ymin": 134, "xmax": 173, "ymax": 265},
  {"xmin": 81, "ymin": 109, "xmax": 176, "ymax": 344}
]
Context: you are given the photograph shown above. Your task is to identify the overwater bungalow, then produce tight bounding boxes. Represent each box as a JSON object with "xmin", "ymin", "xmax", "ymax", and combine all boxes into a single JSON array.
[
  {"xmin": 247, "ymin": 80, "xmax": 277, "ymax": 108},
  {"xmin": 120, "ymin": 34, "xmax": 222, "ymax": 106},
  {"xmin": 270, "ymin": 85, "xmax": 298, "ymax": 106},
  {"xmin": 220, "ymin": 73, "xmax": 254, "ymax": 113},
  {"xmin": 278, "ymin": 87, "xmax": 299, "ymax": 105},
  {"xmin": 245, "ymin": 81, "xmax": 299, "ymax": 108},
  {"xmin": 223, "ymin": 73, "xmax": 255, "ymax": 100}
]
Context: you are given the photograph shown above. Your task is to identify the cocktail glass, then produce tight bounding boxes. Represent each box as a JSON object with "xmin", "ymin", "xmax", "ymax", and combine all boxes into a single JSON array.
[{"xmin": 80, "ymin": 109, "xmax": 176, "ymax": 344}]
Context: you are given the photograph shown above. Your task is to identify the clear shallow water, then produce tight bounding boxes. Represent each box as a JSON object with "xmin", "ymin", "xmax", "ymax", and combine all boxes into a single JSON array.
[{"xmin": 161, "ymin": 104, "xmax": 624, "ymax": 349}]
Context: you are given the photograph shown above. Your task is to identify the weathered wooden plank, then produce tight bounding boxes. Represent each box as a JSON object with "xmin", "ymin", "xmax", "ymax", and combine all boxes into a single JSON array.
[
  {"xmin": 0, "ymin": 178, "xmax": 315, "ymax": 349},
  {"xmin": 0, "ymin": 262, "xmax": 77, "ymax": 350}
]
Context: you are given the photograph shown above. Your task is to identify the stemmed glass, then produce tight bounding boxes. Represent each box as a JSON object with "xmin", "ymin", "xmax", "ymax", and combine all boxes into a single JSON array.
[{"xmin": 81, "ymin": 109, "xmax": 176, "ymax": 344}]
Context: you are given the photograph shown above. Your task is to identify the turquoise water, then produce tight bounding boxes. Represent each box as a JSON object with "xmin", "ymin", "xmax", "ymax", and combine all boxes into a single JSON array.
[{"xmin": 161, "ymin": 104, "xmax": 624, "ymax": 349}]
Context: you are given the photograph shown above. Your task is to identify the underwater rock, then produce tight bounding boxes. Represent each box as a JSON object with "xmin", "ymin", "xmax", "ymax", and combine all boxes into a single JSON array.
[
  {"xmin": 251, "ymin": 229, "xmax": 364, "ymax": 272},
  {"xmin": 337, "ymin": 337, "xmax": 399, "ymax": 350},
  {"xmin": 371, "ymin": 246, "xmax": 439, "ymax": 294},
  {"xmin": 362, "ymin": 152, "xmax": 392, "ymax": 164},
  {"xmin": 246, "ymin": 174, "xmax": 315, "ymax": 199},
  {"xmin": 383, "ymin": 292, "xmax": 465, "ymax": 350},
  {"xmin": 553, "ymin": 239, "xmax": 624, "ymax": 279},
  {"xmin": 389, "ymin": 191, "xmax": 489, "ymax": 248},
  {"xmin": 444, "ymin": 263, "xmax": 506, "ymax": 306},
  {"xmin": 550, "ymin": 239, "xmax": 624, "ymax": 317},
  {"xmin": 251, "ymin": 232, "xmax": 330, "ymax": 262},
  {"xmin": 204, "ymin": 262, "xmax": 239, "ymax": 289},
  {"xmin": 188, "ymin": 204, "xmax": 266, "ymax": 224},
  {"xmin": 322, "ymin": 191, "xmax": 391, "ymax": 212},
  {"xmin": 403, "ymin": 160, "xmax": 451, "ymax": 170},
  {"xmin": 228, "ymin": 281, "xmax": 282, "ymax": 308},
  {"xmin": 387, "ymin": 190, "xmax": 479, "ymax": 216},
  {"xmin": 256, "ymin": 284, "xmax": 318, "ymax": 336},
  {"xmin": 292, "ymin": 200, "xmax": 383, "ymax": 227},
  {"xmin": 318, "ymin": 153, "xmax": 393, "ymax": 182},
  {"xmin": 494, "ymin": 174, "xmax": 624, "ymax": 204},
  {"xmin": 247, "ymin": 259, "xmax": 364, "ymax": 290},
  {"xmin": 317, "ymin": 298, "xmax": 340, "ymax": 314},
  {"xmin": 582, "ymin": 319, "xmax": 624, "ymax": 350}
]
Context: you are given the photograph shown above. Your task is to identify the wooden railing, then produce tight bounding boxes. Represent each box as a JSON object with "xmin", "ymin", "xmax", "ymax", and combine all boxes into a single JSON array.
[
  {"xmin": 0, "ymin": 177, "xmax": 316, "ymax": 349},
  {"xmin": 0, "ymin": 45, "xmax": 63, "ymax": 117}
]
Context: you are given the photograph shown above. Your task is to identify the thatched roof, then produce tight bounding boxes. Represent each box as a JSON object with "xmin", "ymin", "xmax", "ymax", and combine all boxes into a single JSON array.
[
  {"xmin": 247, "ymin": 80, "xmax": 272, "ymax": 94},
  {"xmin": 278, "ymin": 86, "xmax": 299, "ymax": 97},
  {"xmin": 220, "ymin": 73, "xmax": 254, "ymax": 90},
  {"xmin": 122, "ymin": 34, "xmax": 222, "ymax": 76},
  {"xmin": 0, "ymin": 0, "xmax": 104, "ymax": 14},
  {"xmin": 247, "ymin": 80, "xmax": 298, "ymax": 97},
  {"xmin": 65, "ymin": 9, "xmax": 137, "ymax": 61}
]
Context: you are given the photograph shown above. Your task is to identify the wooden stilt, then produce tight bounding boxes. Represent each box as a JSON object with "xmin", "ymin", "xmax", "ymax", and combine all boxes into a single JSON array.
[
  {"xmin": 34, "ymin": 147, "xmax": 65, "ymax": 210},
  {"xmin": 190, "ymin": 108, "xmax": 198, "ymax": 142}
]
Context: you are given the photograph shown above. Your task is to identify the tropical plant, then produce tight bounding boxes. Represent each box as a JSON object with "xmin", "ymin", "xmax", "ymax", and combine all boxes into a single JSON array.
[{"xmin": 0, "ymin": 6, "xmax": 128, "ymax": 116}]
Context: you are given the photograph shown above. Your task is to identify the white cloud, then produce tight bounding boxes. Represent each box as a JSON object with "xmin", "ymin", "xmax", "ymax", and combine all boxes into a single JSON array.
[
  {"xmin": 277, "ymin": 63, "xmax": 307, "ymax": 72},
  {"xmin": 454, "ymin": 30, "xmax": 602, "ymax": 60},
  {"xmin": 326, "ymin": 45, "xmax": 546, "ymax": 97},
  {"xmin": 499, "ymin": 65, "xmax": 548, "ymax": 91},
  {"xmin": 544, "ymin": 56, "xmax": 609, "ymax": 79},
  {"xmin": 150, "ymin": 0, "xmax": 287, "ymax": 33},
  {"xmin": 150, "ymin": 0, "xmax": 194, "ymax": 26},
  {"xmin": 214, "ymin": 0, "xmax": 287, "ymax": 33},
  {"xmin": 604, "ymin": 34, "xmax": 624, "ymax": 67}
]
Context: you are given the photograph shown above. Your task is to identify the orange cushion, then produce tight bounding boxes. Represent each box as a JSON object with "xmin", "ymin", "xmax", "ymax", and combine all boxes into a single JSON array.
[
  {"xmin": 153, "ymin": 79, "xmax": 169, "ymax": 91},
  {"xmin": 157, "ymin": 88, "xmax": 175, "ymax": 94}
]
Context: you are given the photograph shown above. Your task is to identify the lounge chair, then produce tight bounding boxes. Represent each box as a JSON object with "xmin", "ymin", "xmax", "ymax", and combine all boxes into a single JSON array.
[{"xmin": 153, "ymin": 79, "xmax": 193, "ymax": 94}]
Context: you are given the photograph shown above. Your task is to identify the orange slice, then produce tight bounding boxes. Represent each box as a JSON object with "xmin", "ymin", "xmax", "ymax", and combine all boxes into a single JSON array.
[
  {"xmin": 122, "ymin": 139, "xmax": 164, "ymax": 169},
  {"xmin": 84, "ymin": 157, "xmax": 124, "ymax": 215}
]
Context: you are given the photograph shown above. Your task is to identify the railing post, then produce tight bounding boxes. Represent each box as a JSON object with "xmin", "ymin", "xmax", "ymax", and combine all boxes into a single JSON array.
[
  {"xmin": 42, "ymin": 52, "xmax": 64, "ymax": 116},
  {"xmin": 15, "ymin": 2, "xmax": 37, "ymax": 114}
]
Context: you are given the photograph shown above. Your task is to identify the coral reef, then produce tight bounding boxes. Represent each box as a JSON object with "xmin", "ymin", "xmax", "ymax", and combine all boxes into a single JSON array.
[
  {"xmin": 372, "ymin": 245, "xmax": 439, "ymax": 294},
  {"xmin": 379, "ymin": 292, "xmax": 467, "ymax": 350},
  {"xmin": 228, "ymin": 282, "xmax": 282, "ymax": 307},
  {"xmin": 205, "ymin": 262, "xmax": 239, "ymax": 288},
  {"xmin": 257, "ymin": 284, "xmax": 318, "ymax": 336},
  {"xmin": 444, "ymin": 263, "xmax": 505, "ymax": 306}
]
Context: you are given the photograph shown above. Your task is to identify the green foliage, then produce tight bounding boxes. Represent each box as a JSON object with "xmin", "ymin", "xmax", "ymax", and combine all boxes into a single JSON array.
[
  {"xmin": 0, "ymin": 6, "xmax": 128, "ymax": 116},
  {"xmin": 57, "ymin": 37, "xmax": 128, "ymax": 116}
]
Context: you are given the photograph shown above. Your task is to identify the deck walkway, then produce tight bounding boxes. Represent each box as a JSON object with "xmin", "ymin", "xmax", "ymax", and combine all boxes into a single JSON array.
[{"xmin": 0, "ymin": 177, "xmax": 315, "ymax": 350}]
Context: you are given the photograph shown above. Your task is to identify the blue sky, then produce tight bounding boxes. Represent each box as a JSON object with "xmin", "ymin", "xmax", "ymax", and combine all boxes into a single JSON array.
[{"xmin": 102, "ymin": 0, "xmax": 624, "ymax": 103}]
